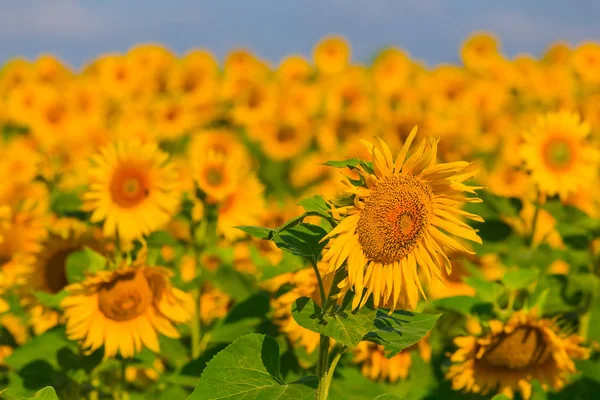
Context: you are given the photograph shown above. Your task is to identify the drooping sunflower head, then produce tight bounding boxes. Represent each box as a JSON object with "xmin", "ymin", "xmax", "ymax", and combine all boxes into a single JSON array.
[
  {"xmin": 446, "ymin": 311, "xmax": 590, "ymax": 399},
  {"xmin": 520, "ymin": 111, "xmax": 599, "ymax": 200},
  {"xmin": 322, "ymin": 127, "xmax": 483, "ymax": 312},
  {"xmin": 84, "ymin": 139, "xmax": 180, "ymax": 243},
  {"xmin": 61, "ymin": 258, "xmax": 193, "ymax": 359}
]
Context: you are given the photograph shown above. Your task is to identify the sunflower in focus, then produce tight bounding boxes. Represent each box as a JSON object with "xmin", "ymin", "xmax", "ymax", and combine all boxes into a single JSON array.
[
  {"xmin": 84, "ymin": 139, "xmax": 180, "ymax": 243},
  {"xmin": 520, "ymin": 111, "xmax": 599, "ymax": 200},
  {"xmin": 353, "ymin": 336, "xmax": 430, "ymax": 382},
  {"xmin": 447, "ymin": 311, "xmax": 590, "ymax": 399},
  {"xmin": 322, "ymin": 127, "xmax": 483, "ymax": 312},
  {"xmin": 61, "ymin": 253, "xmax": 193, "ymax": 359},
  {"xmin": 313, "ymin": 35, "xmax": 351, "ymax": 75}
]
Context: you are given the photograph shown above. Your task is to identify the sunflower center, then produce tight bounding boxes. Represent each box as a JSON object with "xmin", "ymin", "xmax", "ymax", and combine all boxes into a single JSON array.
[
  {"xmin": 98, "ymin": 270, "xmax": 153, "ymax": 321},
  {"xmin": 482, "ymin": 326, "xmax": 552, "ymax": 370},
  {"xmin": 110, "ymin": 165, "xmax": 150, "ymax": 208},
  {"xmin": 543, "ymin": 137, "xmax": 574, "ymax": 171},
  {"xmin": 277, "ymin": 126, "xmax": 296, "ymax": 142},
  {"xmin": 356, "ymin": 174, "xmax": 434, "ymax": 264},
  {"xmin": 44, "ymin": 248, "xmax": 72, "ymax": 294},
  {"xmin": 205, "ymin": 167, "xmax": 224, "ymax": 185}
]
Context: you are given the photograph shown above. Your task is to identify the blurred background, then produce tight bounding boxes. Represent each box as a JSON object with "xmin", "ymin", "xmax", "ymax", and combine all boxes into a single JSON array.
[{"xmin": 2, "ymin": 0, "xmax": 600, "ymax": 68}]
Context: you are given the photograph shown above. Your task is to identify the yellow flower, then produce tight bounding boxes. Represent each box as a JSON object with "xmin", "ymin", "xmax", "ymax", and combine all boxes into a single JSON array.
[
  {"xmin": 571, "ymin": 42, "xmax": 600, "ymax": 83},
  {"xmin": 168, "ymin": 50, "xmax": 219, "ymax": 103},
  {"xmin": 94, "ymin": 54, "xmax": 143, "ymax": 99},
  {"xmin": 278, "ymin": 55, "xmax": 313, "ymax": 83},
  {"xmin": 151, "ymin": 97, "xmax": 195, "ymax": 141},
  {"xmin": 189, "ymin": 128, "xmax": 251, "ymax": 167},
  {"xmin": 33, "ymin": 54, "xmax": 72, "ymax": 85},
  {"xmin": 61, "ymin": 257, "xmax": 194, "ymax": 359},
  {"xmin": 543, "ymin": 42, "xmax": 571, "ymax": 65},
  {"xmin": 217, "ymin": 174, "xmax": 265, "ymax": 241},
  {"xmin": 199, "ymin": 284, "xmax": 231, "ymax": 326},
  {"xmin": 321, "ymin": 128, "xmax": 483, "ymax": 312},
  {"xmin": 313, "ymin": 35, "xmax": 351, "ymax": 75},
  {"xmin": 447, "ymin": 311, "xmax": 590, "ymax": 399},
  {"xmin": 504, "ymin": 202, "xmax": 564, "ymax": 249},
  {"xmin": 460, "ymin": 32, "xmax": 502, "ymax": 71},
  {"xmin": 84, "ymin": 139, "xmax": 180, "ymax": 243},
  {"xmin": 353, "ymin": 336, "xmax": 430, "ymax": 382},
  {"xmin": 520, "ymin": 111, "xmax": 599, "ymax": 200},
  {"xmin": 22, "ymin": 218, "xmax": 109, "ymax": 335},
  {"xmin": 250, "ymin": 118, "xmax": 313, "ymax": 161},
  {"xmin": 372, "ymin": 48, "xmax": 411, "ymax": 94},
  {"xmin": 192, "ymin": 150, "xmax": 240, "ymax": 202}
]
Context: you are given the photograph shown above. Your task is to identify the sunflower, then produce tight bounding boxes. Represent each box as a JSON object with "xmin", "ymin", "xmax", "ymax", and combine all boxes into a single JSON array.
[
  {"xmin": 192, "ymin": 150, "xmax": 240, "ymax": 202},
  {"xmin": 251, "ymin": 118, "xmax": 313, "ymax": 161},
  {"xmin": 353, "ymin": 336, "xmax": 430, "ymax": 382},
  {"xmin": 61, "ymin": 255, "xmax": 194, "ymax": 359},
  {"xmin": 321, "ymin": 127, "xmax": 483, "ymax": 312},
  {"xmin": 189, "ymin": 128, "xmax": 251, "ymax": 167},
  {"xmin": 446, "ymin": 311, "xmax": 590, "ymax": 399},
  {"xmin": 22, "ymin": 218, "xmax": 109, "ymax": 335},
  {"xmin": 84, "ymin": 139, "xmax": 180, "ymax": 243},
  {"xmin": 313, "ymin": 35, "xmax": 351, "ymax": 75},
  {"xmin": 460, "ymin": 32, "xmax": 502, "ymax": 71},
  {"xmin": 199, "ymin": 284, "xmax": 231, "ymax": 326},
  {"xmin": 278, "ymin": 55, "xmax": 313, "ymax": 83},
  {"xmin": 571, "ymin": 42, "xmax": 600, "ymax": 84},
  {"xmin": 217, "ymin": 174, "xmax": 265, "ymax": 241},
  {"xmin": 520, "ymin": 111, "xmax": 599, "ymax": 200}
]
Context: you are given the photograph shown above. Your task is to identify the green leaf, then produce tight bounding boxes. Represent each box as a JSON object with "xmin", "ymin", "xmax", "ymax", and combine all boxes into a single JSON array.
[
  {"xmin": 463, "ymin": 277, "xmax": 503, "ymax": 303},
  {"xmin": 235, "ymin": 226, "xmax": 274, "ymax": 240},
  {"xmin": 5, "ymin": 328, "xmax": 76, "ymax": 370},
  {"xmin": 502, "ymin": 269, "xmax": 539, "ymax": 291},
  {"xmin": 373, "ymin": 395, "xmax": 406, "ymax": 400},
  {"xmin": 427, "ymin": 296, "xmax": 482, "ymax": 315},
  {"xmin": 273, "ymin": 224, "xmax": 328, "ymax": 265},
  {"xmin": 323, "ymin": 159, "xmax": 361, "ymax": 168},
  {"xmin": 364, "ymin": 311, "xmax": 441, "ymax": 358},
  {"xmin": 491, "ymin": 395, "xmax": 511, "ymax": 400},
  {"xmin": 34, "ymin": 290, "xmax": 68, "ymax": 310},
  {"xmin": 291, "ymin": 297, "xmax": 377, "ymax": 347},
  {"xmin": 205, "ymin": 266, "xmax": 254, "ymax": 302},
  {"xmin": 298, "ymin": 195, "xmax": 329, "ymax": 215},
  {"xmin": 65, "ymin": 247, "xmax": 107, "ymax": 284},
  {"xmin": 472, "ymin": 219, "xmax": 513, "ymax": 242},
  {"xmin": 210, "ymin": 293, "xmax": 270, "ymax": 343},
  {"xmin": 50, "ymin": 191, "xmax": 82, "ymax": 215},
  {"xmin": 28, "ymin": 386, "xmax": 59, "ymax": 400},
  {"xmin": 187, "ymin": 333, "xmax": 316, "ymax": 400}
]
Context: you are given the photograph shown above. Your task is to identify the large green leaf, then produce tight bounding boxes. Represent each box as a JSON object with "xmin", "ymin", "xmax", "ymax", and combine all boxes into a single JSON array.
[
  {"xmin": 322, "ymin": 159, "xmax": 361, "ymax": 169},
  {"xmin": 272, "ymin": 223, "xmax": 328, "ymax": 265},
  {"xmin": 292, "ymin": 297, "xmax": 376, "ymax": 347},
  {"xmin": 501, "ymin": 269, "xmax": 539, "ymax": 291},
  {"xmin": 364, "ymin": 311, "xmax": 441, "ymax": 358},
  {"xmin": 235, "ymin": 226, "xmax": 274, "ymax": 240},
  {"xmin": 187, "ymin": 333, "xmax": 316, "ymax": 399},
  {"xmin": 210, "ymin": 293, "xmax": 270, "ymax": 343},
  {"xmin": 28, "ymin": 387, "xmax": 59, "ymax": 400},
  {"xmin": 298, "ymin": 195, "xmax": 329, "ymax": 215},
  {"xmin": 65, "ymin": 247, "xmax": 107, "ymax": 284}
]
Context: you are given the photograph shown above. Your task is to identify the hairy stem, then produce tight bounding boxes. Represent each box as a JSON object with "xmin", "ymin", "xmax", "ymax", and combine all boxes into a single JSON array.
[{"xmin": 315, "ymin": 334, "xmax": 331, "ymax": 400}]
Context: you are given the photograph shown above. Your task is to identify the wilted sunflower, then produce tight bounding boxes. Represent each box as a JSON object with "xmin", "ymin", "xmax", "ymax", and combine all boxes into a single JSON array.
[
  {"xmin": 520, "ymin": 111, "xmax": 599, "ymax": 200},
  {"xmin": 84, "ymin": 139, "xmax": 180, "ymax": 243},
  {"xmin": 447, "ymin": 311, "xmax": 590, "ymax": 399},
  {"xmin": 61, "ymin": 253, "xmax": 193, "ymax": 359},
  {"xmin": 353, "ymin": 336, "xmax": 430, "ymax": 383},
  {"xmin": 322, "ymin": 127, "xmax": 483, "ymax": 312}
]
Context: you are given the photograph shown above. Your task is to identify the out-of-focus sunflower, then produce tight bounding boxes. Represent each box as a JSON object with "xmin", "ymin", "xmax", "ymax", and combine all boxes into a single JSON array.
[
  {"xmin": 571, "ymin": 42, "xmax": 600, "ymax": 84},
  {"xmin": 313, "ymin": 35, "xmax": 351, "ymax": 75},
  {"xmin": 250, "ymin": 118, "xmax": 313, "ymax": 161},
  {"xmin": 84, "ymin": 139, "xmax": 180, "ymax": 243},
  {"xmin": 278, "ymin": 55, "xmax": 313, "ymax": 83},
  {"xmin": 0, "ymin": 58, "xmax": 32, "ymax": 93},
  {"xmin": 95, "ymin": 54, "xmax": 143, "ymax": 99},
  {"xmin": 192, "ymin": 150, "xmax": 240, "ymax": 202},
  {"xmin": 447, "ymin": 311, "xmax": 590, "ymax": 399},
  {"xmin": 151, "ymin": 97, "xmax": 195, "ymax": 140},
  {"xmin": 543, "ymin": 42, "xmax": 571, "ymax": 65},
  {"xmin": 199, "ymin": 284, "xmax": 231, "ymax": 326},
  {"xmin": 322, "ymin": 127, "xmax": 483, "ymax": 312},
  {"xmin": 189, "ymin": 128, "xmax": 251, "ymax": 167},
  {"xmin": 485, "ymin": 163, "xmax": 530, "ymax": 199},
  {"xmin": 61, "ymin": 253, "xmax": 194, "ymax": 359},
  {"xmin": 372, "ymin": 48, "xmax": 411, "ymax": 94},
  {"xmin": 460, "ymin": 32, "xmax": 502, "ymax": 71},
  {"xmin": 22, "ymin": 218, "xmax": 109, "ymax": 335},
  {"xmin": 520, "ymin": 111, "xmax": 599, "ymax": 200},
  {"xmin": 216, "ymin": 174, "xmax": 265, "ymax": 241},
  {"xmin": 353, "ymin": 336, "xmax": 430, "ymax": 382},
  {"xmin": 504, "ymin": 202, "xmax": 564, "ymax": 249}
]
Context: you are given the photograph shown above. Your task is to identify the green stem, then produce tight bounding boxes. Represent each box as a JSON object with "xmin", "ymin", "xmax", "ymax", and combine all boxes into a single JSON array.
[
  {"xmin": 315, "ymin": 334, "xmax": 331, "ymax": 400},
  {"xmin": 190, "ymin": 288, "xmax": 201, "ymax": 359},
  {"xmin": 321, "ymin": 345, "xmax": 347, "ymax": 399},
  {"xmin": 528, "ymin": 191, "xmax": 541, "ymax": 249},
  {"xmin": 310, "ymin": 262, "xmax": 327, "ymax": 309}
]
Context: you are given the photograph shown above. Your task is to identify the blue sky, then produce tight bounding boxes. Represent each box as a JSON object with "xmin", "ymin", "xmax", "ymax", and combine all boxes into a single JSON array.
[{"xmin": 1, "ymin": 0, "xmax": 599, "ymax": 69}]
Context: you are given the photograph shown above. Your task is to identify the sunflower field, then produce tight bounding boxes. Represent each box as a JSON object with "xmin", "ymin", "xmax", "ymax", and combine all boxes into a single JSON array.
[{"xmin": 0, "ymin": 32, "xmax": 599, "ymax": 400}]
